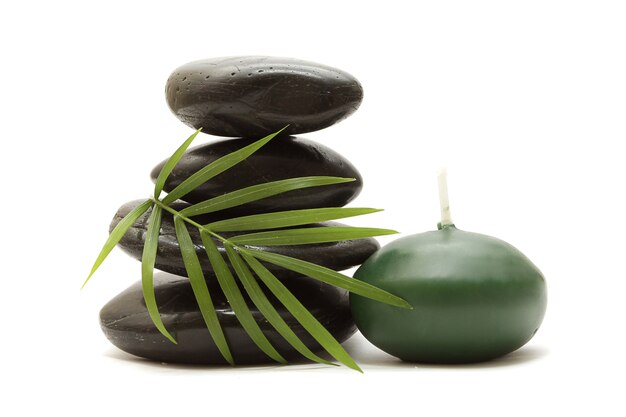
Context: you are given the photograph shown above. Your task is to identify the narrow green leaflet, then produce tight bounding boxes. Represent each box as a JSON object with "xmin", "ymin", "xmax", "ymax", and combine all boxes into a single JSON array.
[
  {"xmin": 154, "ymin": 129, "xmax": 201, "ymax": 199},
  {"xmin": 230, "ymin": 226, "xmax": 398, "ymax": 246},
  {"xmin": 206, "ymin": 207, "xmax": 383, "ymax": 232},
  {"xmin": 83, "ymin": 199, "xmax": 153, "ymax": 288},
  {"xmin": 180, "ymin": 177, "xmax": 355, "ymax": 217},
  {"xmin": 225, "ymin": 245, "xmax": 335, "ymax": 367},
  {"xmin": 162, "ymin": 127, "xmax": 287, "ymax": 205},
  {"xmin": 242, "ymin": 253, "xmax": 362, "ymax": 372},
  {"xmin": 200, "ymin": 231, "xmax": 286, "ymax": 364},
  {"xmin": 141, "ymin": 205, "xmax": 176, "ymax": 344},
  {"xmin": 174, "ymin": 216, "xmax": 234, "ymax": 365},
  {"xmin": 243, "ymin": 249, "xmax": 412, "ymax": 309}
]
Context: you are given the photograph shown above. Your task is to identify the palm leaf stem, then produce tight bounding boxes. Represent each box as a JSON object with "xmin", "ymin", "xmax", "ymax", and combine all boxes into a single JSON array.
[{"xmin": 152, "ymin": 198, "xmax": 228, "ymax": 243}]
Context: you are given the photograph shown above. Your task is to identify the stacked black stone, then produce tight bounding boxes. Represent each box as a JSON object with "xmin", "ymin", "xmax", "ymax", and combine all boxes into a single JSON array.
[{"xmin": 100, "ymin": 57, "xmax": 370, "ymax": 365}]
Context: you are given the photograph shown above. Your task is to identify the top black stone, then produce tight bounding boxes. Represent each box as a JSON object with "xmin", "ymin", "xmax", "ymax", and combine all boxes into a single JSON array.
[{"xmin": 165, "ymin": 56, "xmax": 363, "ymax": 137}]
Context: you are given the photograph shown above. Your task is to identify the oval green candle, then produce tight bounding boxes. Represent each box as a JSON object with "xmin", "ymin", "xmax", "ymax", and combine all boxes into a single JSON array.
[{"xmin": 350, "ymin": 171, "xmax": 547, "ymax": 363}]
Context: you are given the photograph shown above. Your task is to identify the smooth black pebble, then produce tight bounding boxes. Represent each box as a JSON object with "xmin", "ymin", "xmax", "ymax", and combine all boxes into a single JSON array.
[
  {"xmin": 165, "ymin": 56, "xmax": 363, "ymax": 137},
  {"xmin": 100, "ymin": 272, "xmax": 357, "ymax": 365},
  {"xmin": 150, "ymin": 136, "xmax": 362, "ymax": 213},
  {"xmin": 111, "ymin": 200, "xmax": 380, "ymax": 278}
]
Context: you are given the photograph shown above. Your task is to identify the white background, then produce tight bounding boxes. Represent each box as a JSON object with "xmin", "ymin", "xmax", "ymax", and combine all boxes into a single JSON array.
[{"xmin": 1, "ymin": 1, "xmax": 625, "ymax": 415}]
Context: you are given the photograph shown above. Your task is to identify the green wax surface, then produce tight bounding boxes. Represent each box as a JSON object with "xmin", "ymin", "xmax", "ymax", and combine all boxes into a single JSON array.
[{"xmin": 350, "ymin": 225, "xmax": 547, "ymax": 363}]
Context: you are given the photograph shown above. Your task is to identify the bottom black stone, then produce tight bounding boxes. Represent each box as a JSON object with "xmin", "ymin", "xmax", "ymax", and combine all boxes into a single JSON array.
[{"xmin": 100, "ymin": 272, "xmax": 357, "ymax": 365}]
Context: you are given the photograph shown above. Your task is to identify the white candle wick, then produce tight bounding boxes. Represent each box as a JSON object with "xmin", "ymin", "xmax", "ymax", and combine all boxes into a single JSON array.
[{"xmin": 438, "ymin": 168, "xmax": 453, "ymax": 227}]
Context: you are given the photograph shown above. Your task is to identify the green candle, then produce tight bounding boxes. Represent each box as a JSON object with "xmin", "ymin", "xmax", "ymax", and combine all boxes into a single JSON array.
[{"xmin": 350, "ymin": 170, "xmax": 547, "ymax": 363}]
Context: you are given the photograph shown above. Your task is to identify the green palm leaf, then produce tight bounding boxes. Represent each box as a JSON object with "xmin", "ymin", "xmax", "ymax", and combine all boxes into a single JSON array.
[
  {"xmin": 242, "ymin": 248, "xmax": 412, "ymax": 309},
  {"xmin": 174, "ymin": 216, "xmax": 234, "ymax": 365},
  {"xmin": 242, "ymin": 253, "xmax": 362, "ymax": 372},
  {"xmin": 230, "ymin": 226, "xmax": 398, "ymax": 246},
  {"xmin": 200, "ymin": 231, "xmax": 286, "ymax": 364},
  {"xmin": 180, "ymin": 177, "xmax": 355, "ymax": 217},
  {"xmin": 154, "ymin": 129, "xmax": 201, "ymax": 199},
  {"xmin": 83, "ymin": 199, "xmax": 153, "ymax": 288},
  {"xmin": 225, "ymin": 245, "xmax": 335, "ymax": 367},
  {"xmin": 162, "ymin": 127, "xmax": 287, "ymax": 205},
  {"xmin": 206, "ymin": 207, "xmax": 383, "ymax": 232},
  {"xmin": 86, "ymin": 127, "xmax": 407, "ymax": 371},
  {"xmin": 141, "ymin": 205, "xmax": 176, "ymax": 344}
]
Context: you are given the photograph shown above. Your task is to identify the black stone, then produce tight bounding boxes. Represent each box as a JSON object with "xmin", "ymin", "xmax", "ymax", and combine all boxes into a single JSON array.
[
  {"xmin": 112, "ymin": 200, "xmax": 380, "ymax": 278},
  {"xmin": 100, "ymin": 272, "xmax": 357, "ymax": 365},
  {"xmin": 165, "ymin": 56, "xmax": 363, "ymax": 137},
  {"xmin": 150, "ymin": 136, "xmax": 362, "ymax": 213}
]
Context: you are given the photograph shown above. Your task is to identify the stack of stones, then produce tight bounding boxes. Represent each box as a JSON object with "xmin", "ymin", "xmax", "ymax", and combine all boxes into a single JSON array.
[{"xmin": 100, "ymin": 56, "xmax": 373, "ymax": 365}]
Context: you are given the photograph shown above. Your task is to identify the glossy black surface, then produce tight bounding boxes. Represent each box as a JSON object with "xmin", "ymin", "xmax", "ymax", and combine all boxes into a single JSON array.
[
  {"xmin": 100, "ymin": 272, "xmax": 357, "ymax": 364},
  {"xmin": 111, "ymin": 200, "xmax": 380, "ymax": 278},
  {"xmin": 150, "ymin": 136, "xmax": 362, "ymax": 213},
  {"xmin": 165, "ymin": 56, "xmax": 363, "ymax": 137}
]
